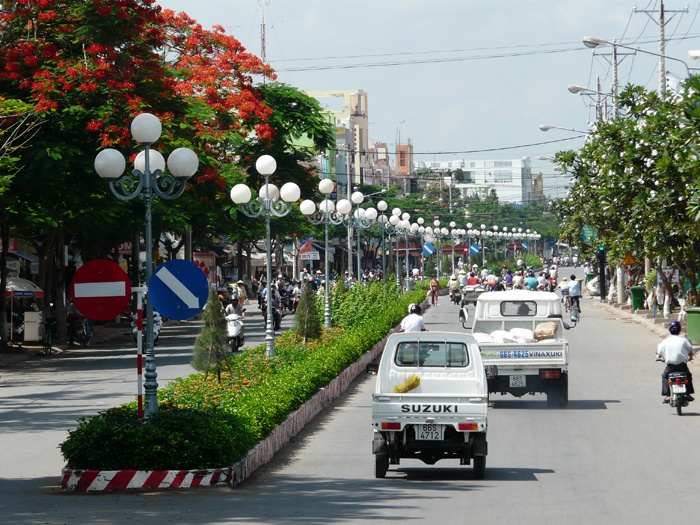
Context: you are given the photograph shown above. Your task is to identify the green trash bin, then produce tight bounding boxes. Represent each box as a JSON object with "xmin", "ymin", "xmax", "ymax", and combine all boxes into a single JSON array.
[
  {"xmin": 630, "ymin": 286, "xmax": 645, "ymax": 311},
  {"xmin": 586, "ymin": 272, "xmax": 595, "ymax": 283},
  {"xmin": 685, "ymin": 307, "xmax": 700, "ymax": 344}
]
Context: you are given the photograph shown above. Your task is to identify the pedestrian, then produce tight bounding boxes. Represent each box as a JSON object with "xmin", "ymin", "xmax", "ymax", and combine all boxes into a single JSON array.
[
  {"xmin": 429, "ymin": 275, "xmax": 440, "ymax": 306},
  {"xmin": 235, "ymin": 280, "xmax": 247, "ymax": 305}
]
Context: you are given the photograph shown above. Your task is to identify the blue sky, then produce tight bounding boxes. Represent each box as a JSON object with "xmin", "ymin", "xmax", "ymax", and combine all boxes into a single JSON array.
[{"xmin": 157, "ymin": 1, "xmax": 700, "ymax": 196}]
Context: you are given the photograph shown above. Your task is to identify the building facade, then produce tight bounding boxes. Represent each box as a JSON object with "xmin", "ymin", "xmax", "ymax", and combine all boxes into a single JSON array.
[{"xmin": 415, "ymin": 157, "xmax": 534, "ymax": 205}]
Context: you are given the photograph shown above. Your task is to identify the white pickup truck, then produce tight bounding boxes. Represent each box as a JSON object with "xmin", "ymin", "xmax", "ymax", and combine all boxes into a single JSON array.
[
  {"xmin": 371, "ymin": 332, "xmax": 488, "ymax": 479},
  {"xmin": 471, "ymin": 290, "xmax": 569, "ymax": 408}
]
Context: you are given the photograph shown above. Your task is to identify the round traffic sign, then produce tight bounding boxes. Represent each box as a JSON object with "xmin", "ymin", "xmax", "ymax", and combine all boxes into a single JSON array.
[
  {"xmin": 70, "ymin": 259, "xmax": 131, "ymax": 321},
  {"xmin": 148, "ymin": 260, "xmax": 208, "ymax": 321}
]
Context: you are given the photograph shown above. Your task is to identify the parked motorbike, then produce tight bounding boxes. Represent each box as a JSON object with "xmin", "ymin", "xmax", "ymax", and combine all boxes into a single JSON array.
[
  {"xmin": 225, "ymin": 311, "xmax": 245, "ymax": 352},
  {"xmin": 131, "ymin": 311, "xmax": 163, "ymax": 345},
  {"xmin": 67, "ymin": 313, "xmax": 91, "ymax": 347}
]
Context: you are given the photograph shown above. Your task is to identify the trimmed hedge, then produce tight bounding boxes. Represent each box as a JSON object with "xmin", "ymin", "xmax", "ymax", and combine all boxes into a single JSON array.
[{"xmin": 60, "ymin": 281, "xmax": 427, "ymax": 470}]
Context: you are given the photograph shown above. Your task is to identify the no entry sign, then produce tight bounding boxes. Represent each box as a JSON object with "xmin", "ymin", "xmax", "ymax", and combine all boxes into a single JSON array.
[{"xmin": 70, "ymin": 259, "xmax": 131, "ymax": 321}]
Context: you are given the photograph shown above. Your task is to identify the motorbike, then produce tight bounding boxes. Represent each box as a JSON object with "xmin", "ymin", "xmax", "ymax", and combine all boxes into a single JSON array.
[
  {"xmin": 458, "ymin": 305, "xmax": 470, "ymax": 329},
  {"xmin": 131, "ymin": 311, "xmax": 163, "ymax": 345},
  {"xmin": 225, "ymin": 311, "xmax": 245, "ymax": 352},
  {"xmin": 667, "ymin": 371, "xmax": 690, "ymax": 415},
  {"xmin": 261, "ymin": 300, "xmax": 282, "ymax": 331},
  {"xmin": 67, "ymin": 313, "xmax": 91, "ymax": 347},
  {"xmin": 450, "ymin": 288, "xmax": 462, "ymax": 305}
]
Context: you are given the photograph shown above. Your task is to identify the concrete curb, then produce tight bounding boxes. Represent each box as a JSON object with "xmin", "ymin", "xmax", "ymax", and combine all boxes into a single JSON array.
[
  {"xmin": 61, "ymin": 467, "xmax": 231, "ymax": 492},
  {"xmin": 61, "ymin": 330, "xmax": 392, "ymax": 492}
]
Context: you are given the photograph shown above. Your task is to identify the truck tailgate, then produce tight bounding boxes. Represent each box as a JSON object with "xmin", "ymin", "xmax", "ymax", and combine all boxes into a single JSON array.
[
  {"xmin": 479, "ymin": 342, "xmax": 567, "ymax": 368},
  {"xmin": 372, "ymin": 393, "xmax": 487, "ymax": 431}
]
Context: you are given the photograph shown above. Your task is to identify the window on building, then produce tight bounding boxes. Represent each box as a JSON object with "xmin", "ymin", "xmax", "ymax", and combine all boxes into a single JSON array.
[{"xmin": 495, "ymin": 170, "xmax": 512, "ymax": 183}]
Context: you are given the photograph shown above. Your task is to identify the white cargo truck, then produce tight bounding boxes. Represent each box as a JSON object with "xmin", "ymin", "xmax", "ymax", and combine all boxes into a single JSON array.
[
  {"xmin": 471, "ymin": 290, "xmax": 569, "ymax": 408},
  {"xmin": 371, "ymin": 332, "xmax": 488, "ymax": 479}
]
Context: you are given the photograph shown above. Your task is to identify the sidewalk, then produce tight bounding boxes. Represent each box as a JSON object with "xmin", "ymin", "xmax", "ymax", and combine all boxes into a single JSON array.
[{"xmin": 0, "ymin": 321, "xmax": 132, "ymax": 368}]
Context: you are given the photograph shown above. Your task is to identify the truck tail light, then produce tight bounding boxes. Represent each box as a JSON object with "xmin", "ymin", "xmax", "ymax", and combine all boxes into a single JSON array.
[
  {"xmin": 381, "ymin": 422, "xmax": 401, "ymax": 430},
  {"xmin": 458, "ymin": 423, "xmax": 479, "ymax": 431},
  {"xmin": 540, "ymin": 370, "xmax": 560, "ymax": 379}
]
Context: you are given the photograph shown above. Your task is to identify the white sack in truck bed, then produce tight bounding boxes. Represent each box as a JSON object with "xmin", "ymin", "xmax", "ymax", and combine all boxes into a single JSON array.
[{"xmin": 534, "ymin": 321, "xmax": 558, "ymax": 341}]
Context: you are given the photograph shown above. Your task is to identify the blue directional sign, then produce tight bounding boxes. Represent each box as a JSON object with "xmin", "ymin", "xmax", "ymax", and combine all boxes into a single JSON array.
[
  {"xmin": 521, "ymin": 242, "xmax": 529, "ymax": 249},
  {"xmin": 469, "ymin": 244, "xmax": 481, "ymax": 254},
  {"xmin": 148, "ymin": 260, "xmax": 209, "ymax": 320},
  {"xmin": 423, "ymin": 242, "xmax": 436, "ymax": 256}
]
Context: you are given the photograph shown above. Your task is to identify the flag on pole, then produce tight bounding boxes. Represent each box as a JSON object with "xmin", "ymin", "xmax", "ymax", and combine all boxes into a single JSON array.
[{"xmin": 299, "ymin": 239, "xmax": 313, "ymax": 254}]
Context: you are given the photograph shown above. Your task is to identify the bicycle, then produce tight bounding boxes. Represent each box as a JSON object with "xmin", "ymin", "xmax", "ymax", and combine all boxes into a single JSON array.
[{"xmin": 42, "ymin": 319, "xmax": 57, "ymax": 356}]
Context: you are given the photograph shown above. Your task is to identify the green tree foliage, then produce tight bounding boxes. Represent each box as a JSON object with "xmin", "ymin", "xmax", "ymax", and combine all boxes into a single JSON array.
[
  {"xmin": 292, "ymin": 285, "xmax": 322, "ymax": 343},
  {"xmin": 191, "ymin": 289, "xmax": 232, "ymax": 382},
  {"xmin": 553, "ymin": 79, "xmax": 700, "ymax": 304}
]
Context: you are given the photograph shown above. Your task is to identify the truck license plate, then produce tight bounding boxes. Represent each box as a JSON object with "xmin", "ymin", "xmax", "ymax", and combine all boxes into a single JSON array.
[
  {"xmin": 416, "ymin": 424, "xmax": 444, "ymax": 440},
  {"xmin": 671, "ymin": 384, "xmax": 687, "ymax": 394},
  {"xmin": 509, "ymin": 375, "xmax": 526, "ymax": 388}
]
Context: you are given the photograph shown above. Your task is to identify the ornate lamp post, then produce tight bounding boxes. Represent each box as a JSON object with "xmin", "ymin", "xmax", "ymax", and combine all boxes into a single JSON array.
[
  {"xmin": 94, "ymin": 113, "xmax": 199, "ymax": 416},
  {"xmin": 387, "ymin": 209, "xmax": 412, "ymax": 288},
  {"xmin": 376, "ymin": 200, "xmax": 389, "ymax": 282},
  {"xmin": 349, "ymin": 191, "xmax": 377, "ymax": 279},
  {"xmin": 449, "ymin": 223, "xmax": 466, "ymax": 275},
  {"xmin": 432, "ymin": 220, "xmax": 450, "ymax": 279},
  {"xmin": 300, "ymin": 179, "xmax": 345, "ymax": 328},
  {"xmin": 230, "ymin": 155, "xmax": 300, "ymax": 358}
]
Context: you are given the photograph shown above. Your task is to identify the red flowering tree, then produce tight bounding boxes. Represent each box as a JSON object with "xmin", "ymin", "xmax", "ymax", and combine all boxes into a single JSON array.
[{"xmin": 0, "ymin": 1, "xmax": 275, "ymax": 304}]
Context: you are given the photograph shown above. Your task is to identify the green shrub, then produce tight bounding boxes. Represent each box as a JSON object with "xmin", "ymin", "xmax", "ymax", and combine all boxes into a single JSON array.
[
  {"xmin": 60, "ymin": 281, "xmax": 428, "ymax": 470},
  {"xmin": 60, "ymin": 404, "xmax": 256, "ymax": 470}
]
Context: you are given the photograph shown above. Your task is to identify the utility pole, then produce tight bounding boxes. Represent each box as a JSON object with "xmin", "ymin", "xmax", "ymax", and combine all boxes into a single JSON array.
[
  {"xmin": 259, "ymin": 0, "xmax": 267, "ymax": 65},
  {"xmin": 635, "ymin": 0, "xmax": 689, "ymax": 95}
]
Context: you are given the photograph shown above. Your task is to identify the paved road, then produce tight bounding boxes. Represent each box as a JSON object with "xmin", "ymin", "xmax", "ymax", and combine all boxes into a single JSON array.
[{"xmin": 1, "ymin": 283, "xmax": 699, "ymax": 524}]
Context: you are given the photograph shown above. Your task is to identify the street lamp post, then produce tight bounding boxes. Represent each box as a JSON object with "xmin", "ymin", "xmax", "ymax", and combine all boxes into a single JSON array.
[
  {"xmin": 431, "ymin": 220, "xmax": 450, "ymax": 280},
  {"xmin": 341, "ymin": 191, "xmax": 376, "ymax": 281},
  {"xmin": 377, "ymin": 200, "xmax": 389, "ymax": 282},
  {"xmin": 230, "ymin": 155, "xmax": 300, "ymax": 358},
  {"xmin": 480, "ymin": 224, "xmax": 487, "ymax": 267},
  {"xmin": 539, "ymin": 124, "xmax": 588, "ymax": 134},
  {"xmin": 94, "ymin": 113, "xmax": 199, "ymax": 416},
  {"xmin": 449, "ymin": 224, "xmax": 466, "ymax": 275},
  {"xmin": 583, "ymin": 35, "xmax": 695, "ymax": 95},
  {"xmin": 300, "ymin": 179, "xmax": 345, "ymax": 328},
  {"xmin": 387, "ymin": 209, "xmax": 412, "ymax": 288}
]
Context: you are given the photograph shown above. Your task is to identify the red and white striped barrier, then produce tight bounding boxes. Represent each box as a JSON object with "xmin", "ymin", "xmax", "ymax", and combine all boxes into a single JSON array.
[{"xmin": 61, "ymin": 467, "xmax": 231, "ymax": 492}]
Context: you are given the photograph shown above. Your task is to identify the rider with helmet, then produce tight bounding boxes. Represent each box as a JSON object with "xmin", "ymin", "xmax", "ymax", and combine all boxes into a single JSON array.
[
  {"xmin": 657, "ymin": 320, "xmax": 695, "ymax": 403},
  {"xmin": 400, "ymin": 303, "xmax": 427, "ymax": 332}
]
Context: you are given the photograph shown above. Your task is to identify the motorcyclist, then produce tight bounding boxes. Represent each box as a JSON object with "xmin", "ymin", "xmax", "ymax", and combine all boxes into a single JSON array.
[
  {"xmin": 400, "ymin": 304, "xmax": 427, "ymax": 332},
  {"xmin": 457, "ymin": 269, "xmax": 469, "ymax": 287},
  {"xmin": 657, "ymin": 320, "xmax": 695, "ymax": 403},
  {"xmin": 448, "ymin": 275, "xmax": 460, "ymax": 302},
  {"xmin": 225, "ymin": 297, "xmax": 245, "ymax": 318}
]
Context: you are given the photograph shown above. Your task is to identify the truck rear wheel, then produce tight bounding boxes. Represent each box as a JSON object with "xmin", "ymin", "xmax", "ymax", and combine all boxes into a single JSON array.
[
  {"xmin": 473, "ymin": 456, "xmax": 486, "ymax": 479},
  {"xmin": 375, "ymin": 453, "xmax": 389, "ymax": 478}
]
